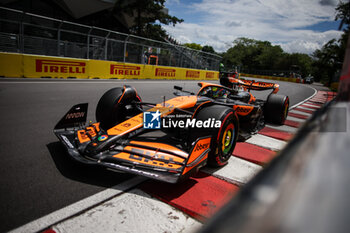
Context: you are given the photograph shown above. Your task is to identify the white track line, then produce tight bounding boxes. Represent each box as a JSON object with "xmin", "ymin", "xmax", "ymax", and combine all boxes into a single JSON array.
[
  {"xmin": 302, "ymin": 103, "xmax": 321, "ymax": 108},
  {"xmin": 201, "ymin": 156, "xmax": 263, "ymax": 186},
  {"xmin": 295, "ymin": 105, "xmax": 317, "ymax": 111},
  {"xmin": 245, "ymin": 134, "xmax": 287, "ymax": 151},
  {"xmin": 290, "ymin": 86, "xmax": 317, "ymax": 109},
  {"xmin": 9, "ymin": 177, "xmax": 147, "ymax": 233},
  {"xmin": 287, "ymin": 116, "xmax": 307, "ymax": 123},
  {"xmin": 265, "ymin": 124, "xmax": 299, "ymax": 133},
  {"xmin": 289, "ymin": 109, "xmax": 312, "ymax": 117}
]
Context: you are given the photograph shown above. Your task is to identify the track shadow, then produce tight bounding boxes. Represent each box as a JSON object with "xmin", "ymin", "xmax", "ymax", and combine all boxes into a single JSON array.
[
  {"xmin": 265, "ymin": 122, "xmax": 284, "ymax": 127},
  {"xmin": 47, "ymin": 141, "xmax": 134, "ymax": 188}
]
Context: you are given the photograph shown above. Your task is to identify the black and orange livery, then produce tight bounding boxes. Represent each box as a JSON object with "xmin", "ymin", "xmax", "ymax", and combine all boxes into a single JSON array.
[
  {"xmin": 54, "ymin": 80, "xmax": 288, "ymax": 183},
  {"xmin": 219, "ymin": 72, "xmax": 289, "ymax": 135}
]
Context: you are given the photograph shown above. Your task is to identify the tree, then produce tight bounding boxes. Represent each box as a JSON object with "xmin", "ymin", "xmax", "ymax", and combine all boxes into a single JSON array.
[
  {"xmin": 113, "ymin": 0, "xmax": 183, "ymax": 40},
  {"xmin": 312, "ymin": 39, "xmax": 343, "ymax": 83},
  {"xmin": 335, "ymin": 1, "xmax": 350, "ymax": 31},
  {"xmin": 202, "ymin": 45, "xmax": 215, "ymax": 53},
  {"xmin": 221, "ymin": 37, "xmax": 313, "ymax": 76},
  {"xmin": 335, "ymin": 1, "xmax": 349, "ymax": 66},
  {"xmin": 183, "ymin": 43, "xmax": 203, "ymax": 50},
  {"xmin": 311, "ymin": 1, "xmax": 349, "ymax": 84},
  {"xmin": 222, "ymin": 38, "xmax": 259, "ymax": 71}
]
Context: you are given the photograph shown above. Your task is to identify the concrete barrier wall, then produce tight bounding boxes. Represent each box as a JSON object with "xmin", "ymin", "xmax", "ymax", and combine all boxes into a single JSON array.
[{"xmin": 0, "ymin": 52, "xmax": 219, "ymax": 80}]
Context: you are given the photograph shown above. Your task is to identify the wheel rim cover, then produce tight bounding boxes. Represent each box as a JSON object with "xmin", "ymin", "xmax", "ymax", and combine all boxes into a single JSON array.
[{"xmin": 222, "ymin": 123, "xmax": 235, "ymax": 154}]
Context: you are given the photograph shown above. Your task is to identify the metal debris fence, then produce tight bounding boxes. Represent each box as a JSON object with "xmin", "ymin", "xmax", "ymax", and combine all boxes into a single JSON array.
[{"xmin": 0, "ymin": 7, "xmax": 221, "ymax": 71}]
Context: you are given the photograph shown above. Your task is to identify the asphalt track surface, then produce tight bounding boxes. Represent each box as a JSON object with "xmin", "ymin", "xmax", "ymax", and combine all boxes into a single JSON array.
[{"xmin": 0, "ymin": 77, "xmax": 317, "ymax": 232}]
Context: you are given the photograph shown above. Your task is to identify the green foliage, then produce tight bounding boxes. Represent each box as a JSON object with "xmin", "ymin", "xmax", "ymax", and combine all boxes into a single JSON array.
[
  {"xmin": 222, "ymin": 37, "xmax": 313, "ymax": 76},
  {"xmin": 312, "ymin": 39, "xmax": 341, "ymax": 83},
  {"xmin": 202, "ymin": 45, "xmax": 215, "ymax": 53},
  {"xmin": 113, "ymin": 0, "xmax": 183, "ymax": 40},
  {"xmin": 335, "ymin": 1, "xmax": 350, "ymax": 31},
  {"xmin": 184, "ymin": 43, "xmax": 203, "ymax": 50},
  {"xmin": 312, "ymin": 1, "xmax": 349, "ymax": 84}
]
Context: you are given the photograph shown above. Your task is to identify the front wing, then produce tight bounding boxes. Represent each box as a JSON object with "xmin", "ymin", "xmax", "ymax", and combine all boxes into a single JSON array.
[{"xmin": 55, "ymin": 128, "xmax": 211, "ymax": 183}]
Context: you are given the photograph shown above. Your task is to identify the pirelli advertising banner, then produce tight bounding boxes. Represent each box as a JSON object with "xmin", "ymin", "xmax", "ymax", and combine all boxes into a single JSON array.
[
  {"xmin": 23, "ymin": 55, "xmax": 88, "ymax": 79},
  {"xmin": 0, "ymin": 52, "xmax": 23, "ymax": 77},
  {"xmin": 90, "ymin": 60, "xmax": 144, "ymax": 79},
  {"xmin": 0, "ymin": 52, "xmax": 219, "ymax": 80}
]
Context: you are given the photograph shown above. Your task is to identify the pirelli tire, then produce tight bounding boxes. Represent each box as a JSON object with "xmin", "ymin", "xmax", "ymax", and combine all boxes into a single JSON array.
[
  {"xmin": 190, "ymin": 105, "xmax": 239, "ymax": 167},
  {"xmin": 96, "ymin": 86, "xmax": 142, "ymax": 130},
  {"xmin": 264, "ymin": 94, "xmax": 289, "ymax": 125}
]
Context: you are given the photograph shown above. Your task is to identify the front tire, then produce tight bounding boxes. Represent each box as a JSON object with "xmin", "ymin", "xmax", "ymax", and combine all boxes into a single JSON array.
[
  {"xmin": 96, "ymin": 86, "xmax": 142, "ymax": 130},
  {"xmin": 189, "ymin": 105, "xmax": 239, "ymax": 167}
]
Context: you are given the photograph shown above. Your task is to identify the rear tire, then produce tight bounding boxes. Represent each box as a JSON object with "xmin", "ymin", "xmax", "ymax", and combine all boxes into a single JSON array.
[
  {"xmin": 189, "ymin": 105, "xmax": 239, "ymax": 167},
  {"xmin": 264, "ymin": 94, "xmax": 289, "ymax": 125},
  {"xmin": 96, "ymin": 86, "xmax": 142, "ymax": 130}
]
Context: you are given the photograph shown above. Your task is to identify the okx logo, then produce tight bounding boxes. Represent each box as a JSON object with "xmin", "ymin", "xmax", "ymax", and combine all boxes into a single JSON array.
[{"xmin": 143, "ymin": 110, "xmax": 161, "ymax": 129}]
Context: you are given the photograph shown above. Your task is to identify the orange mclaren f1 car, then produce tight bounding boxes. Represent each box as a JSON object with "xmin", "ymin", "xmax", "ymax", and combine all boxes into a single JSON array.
[{"xmin": 54, "ymin": 80, "xmax": 289, "ymax": 183}]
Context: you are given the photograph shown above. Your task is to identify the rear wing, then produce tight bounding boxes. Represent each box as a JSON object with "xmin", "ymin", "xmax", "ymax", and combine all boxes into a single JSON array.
[{"xmin": 229, "ymin": 78, "xmax": 279, "ymax": 93}]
